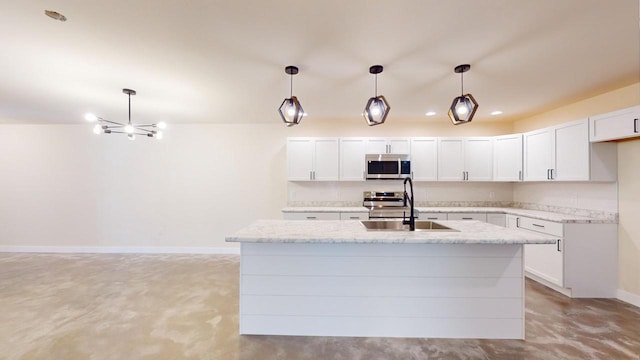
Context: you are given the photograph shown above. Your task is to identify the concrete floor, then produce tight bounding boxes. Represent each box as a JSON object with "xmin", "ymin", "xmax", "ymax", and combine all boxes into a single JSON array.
[{"xmin": 1, "ymin": 253, "xmax": 639, "ymax": 360}]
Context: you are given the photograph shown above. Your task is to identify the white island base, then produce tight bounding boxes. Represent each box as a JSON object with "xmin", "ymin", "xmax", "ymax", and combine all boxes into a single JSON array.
[{"xmin": 240, "ymin": 242, "xmax": 525, "ymax": 339}]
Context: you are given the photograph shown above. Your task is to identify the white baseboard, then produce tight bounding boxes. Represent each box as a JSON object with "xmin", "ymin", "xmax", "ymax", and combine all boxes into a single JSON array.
[
  {"xmin": 0, "ymin": 246, "xmax": 240, "ymax": 255},
  {"xmin": 617, "ymin": 289, "xmax": 640, "ymax": 308}
]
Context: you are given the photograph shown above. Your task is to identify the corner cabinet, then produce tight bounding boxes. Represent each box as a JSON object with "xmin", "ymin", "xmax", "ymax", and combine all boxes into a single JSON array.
[
  {"xmin": 589, "ymin": 105, "xmax": 640, "ymax": 142},
  {"xmin": 287, "ymin": 137, "xmax": 339, "ymax": 181},
  {"xmin": 437, "ymin": 138, "xmax": 493, "ymax": 181},
  {"xmin": 523, "ymin": 119, "xmax": 616, "ymax": 181}
]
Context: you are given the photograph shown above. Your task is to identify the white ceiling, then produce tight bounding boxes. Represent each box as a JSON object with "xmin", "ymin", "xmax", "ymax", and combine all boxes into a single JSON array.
[{"xmin": 2, "ymin": 1, "xmax": 639, "ymax": 125}]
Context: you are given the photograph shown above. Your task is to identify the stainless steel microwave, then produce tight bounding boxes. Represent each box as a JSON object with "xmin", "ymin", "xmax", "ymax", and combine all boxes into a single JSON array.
[{"xmin": 365, "ymin": 154, "xmax": 411, "ymax": 180}]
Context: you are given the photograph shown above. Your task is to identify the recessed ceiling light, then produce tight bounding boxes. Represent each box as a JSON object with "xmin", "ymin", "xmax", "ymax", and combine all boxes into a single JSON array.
[
  {"xmin": 490, "ymin": 110, "xmax": 503, "ymax": 116},
  {"xmin": 425, "ymin": 111, "xmax": 436, "ymax": 116},
  {"xmin": 45, "ymin": 10, "xmax": 67, "ymax": 22}
]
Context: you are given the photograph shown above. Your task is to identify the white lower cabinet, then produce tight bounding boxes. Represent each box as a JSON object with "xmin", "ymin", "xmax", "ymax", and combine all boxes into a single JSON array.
[
  {"xmin": 447, "ymin": 213, "xmax": 487, "ymax": 222},
  {"xmin": 339, "ymin": 212, "xmax": 369, "ymax": 220},
  {"xmin": 510, "ymin": 215, "xmax": 617, "ymax": 298},
  {"xmin": 283, "ymin": 212, "xmax": 341, "ymax": 220},
  {"xmin": 418, "ymin": 213, "xmax": 447, "ymax": 221},
  {"xmin": 486, "ymin": 214, "xmax": 506, "ymax": 227}
]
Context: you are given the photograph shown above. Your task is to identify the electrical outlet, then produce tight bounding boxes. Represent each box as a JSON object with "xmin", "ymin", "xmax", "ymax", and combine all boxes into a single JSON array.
[{"xmin": 489, "ymin": 191, "xmax": 495, "ymax": 199}]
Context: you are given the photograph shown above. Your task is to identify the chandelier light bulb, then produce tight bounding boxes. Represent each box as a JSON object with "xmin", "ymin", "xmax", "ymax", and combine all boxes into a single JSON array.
[
  {"xmin": 371, "ymin": 104, "xmax": 381, "ymax": 116},
  {"xmin": 287, "ymin": 107, "xmax": 296, "ymax": 116},
  {"xmin": 85, "ymin": 113, "xmax": 98, "ymax": 122},
  {"xmin": 125, "ymin": 124, "xmax": 134, "ymax": 133},
  {"xmin": 456, "ymin": 103, "xmax": 469, "ymax": 115},
  {"xmin": 93, "ymin": 124, "xmax": 101, "ymax": 134},
  {"xmin": 157, "ymin": 121, "xmax": 167, "ymax": 130}
]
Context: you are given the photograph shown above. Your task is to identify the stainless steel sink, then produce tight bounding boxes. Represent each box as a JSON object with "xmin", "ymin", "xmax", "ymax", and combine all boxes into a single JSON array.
[{"xmin": 360, "ymin": 220, "xmax": 458, "ymax": 232}]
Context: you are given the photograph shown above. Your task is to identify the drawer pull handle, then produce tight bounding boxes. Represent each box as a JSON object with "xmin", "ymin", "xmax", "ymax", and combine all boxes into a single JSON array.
[
  {"xmin": 634, "ymin": 118, "xmax": 639, "ymax": 133},
  {"xmin": 557, "ymin": 239, "xmax": 562, "ymax": 252},
  {"xmin": 427, "ymin": 217, "xmax": 438, "ymax": 220},
  {"xmin": 516, "ymin": 217, "xmax": 520, "ymax": 228},
  {"xmin": 462, "ymin": 217, "xmax": 473, "ymax": 220},
  {"xmin": 349, "ymin": 216, "xmax": 359, "ymax": 219},
  {"xmin": 532, "ymin": 223, "xmax": 545, "ymax": 228},
  {"xmin": 306, "ymin": 216, "xmax": 317, "ymax": 219}
]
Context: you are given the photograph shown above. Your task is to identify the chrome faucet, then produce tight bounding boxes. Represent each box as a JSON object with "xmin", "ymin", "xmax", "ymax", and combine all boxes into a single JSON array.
[{"xmin": 402, "ymin": 177, "xmax": 415, "ymax": 231}]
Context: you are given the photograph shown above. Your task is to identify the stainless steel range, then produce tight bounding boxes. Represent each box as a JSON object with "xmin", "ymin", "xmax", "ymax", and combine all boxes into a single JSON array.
[{"xmin": 363, "ymin": 191, "xmax": 414, "ymax": 219}]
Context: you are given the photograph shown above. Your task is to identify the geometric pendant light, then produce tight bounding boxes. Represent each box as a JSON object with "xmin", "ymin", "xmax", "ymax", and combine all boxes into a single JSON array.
[
  {"xmin": 278, "ymin": 65, "xmax": 305, "ymax": 127},
  {"xmin": 448, "ymin": 64, "xmax": 478, "ymax": 125},
  {"xmin": 85, "ymin": 89, "xmax": 166, "ymax": 140},
  {"xmin": 363, "ymin": 65, "xmax": 390, "ymax": 126}
]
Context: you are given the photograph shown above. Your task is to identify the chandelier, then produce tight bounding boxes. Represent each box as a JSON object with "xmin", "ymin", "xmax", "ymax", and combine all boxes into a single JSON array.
[
  {"xmin": 363, "ymin": 65, "xmax": 390, "ymax": 126},
  {"xmin": 448, "ymin": 64, "xmax": 478, "ymax": 125},
  {"xmin": 85, "ymin": 89, "xmax": 166, "ymax": 140}
]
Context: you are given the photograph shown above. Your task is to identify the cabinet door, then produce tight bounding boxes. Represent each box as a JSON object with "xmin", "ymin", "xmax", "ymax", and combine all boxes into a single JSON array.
[
  {"xmin": 506, "ymin": 215, "xmax": 519, "ymax": 229},
  {"xmin": 464, "ymin": 138, "xmax": 493, "ymax": 181},
  {"xmin": 553, "ymin": 119, "xmax": 589, "ymax": 181},
  {"xmin": 410, "ymin": 138, "xmax": 437, "ymax": 181},
  {"xmin": 523, "ymin": 128, "xmax": 553, "ymax": 181},
  {"xmin": 590, "ymin": 105, "xmax": 640, "ymax": 142},
  {"xmin": 313, "ymin": 138, "xmax": 339, "ymax": 181},
  {"xmin": 365, "ymin": 139, "xmax": 388, "ymax": 154},
  {"xmin": 487, "ymin": 214, "xmax": 506, "ymax": 227},
  {"xmin": 287, "ymin": 138, "xmax": 314, "ymax": 181},
  {"xmin": 437, "ymin": 138, "xmax": 465, "ymax": 181},
  {"xmin": 525, "ymin": 240, "xmax": 564, "ymax": 287},
  {"xmin": 340, "ymin": 138, "xmax": 366, "ymax": 181},
  {"xmin": 388, "ymin": 138, "xmax": 411, "ymax": 154},
  {"xmin": 494, "ymin": 134, "xmax": 523, "ymax": 181}
]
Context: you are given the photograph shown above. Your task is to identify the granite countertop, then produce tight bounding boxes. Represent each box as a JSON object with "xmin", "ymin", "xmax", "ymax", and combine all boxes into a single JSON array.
[
  {"xmin": 281, "ymin": 206, "xmax": 613, "ymax": 224},
  {"xmin": 225, "ymin": 220, "xmax": 558, "ymax": 244}
]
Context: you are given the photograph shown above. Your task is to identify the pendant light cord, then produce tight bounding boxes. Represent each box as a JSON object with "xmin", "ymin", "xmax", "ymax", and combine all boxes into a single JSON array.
[
  {"xmin": 290, "ymin": 73, "xmax": 293, "ymax": 98},
  {"xmin": 460, "ymin": 72, "xmax": 464, "ymax": 96},
  {"xmin": 375, "ymin": 73, "xmax": 378, "ymax": 97}
]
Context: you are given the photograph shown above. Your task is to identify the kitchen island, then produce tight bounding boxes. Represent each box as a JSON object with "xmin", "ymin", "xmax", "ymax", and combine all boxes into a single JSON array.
[{"xmin": 226, "ymin": 220, "xmax": 558, "ymax": 339}]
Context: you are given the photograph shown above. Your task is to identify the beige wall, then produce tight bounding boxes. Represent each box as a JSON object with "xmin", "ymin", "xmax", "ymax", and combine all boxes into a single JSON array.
[
  {"xmin": 514, "ymin": 82, "xmax": 640, "ymax": 299},
  {"xmin": 0, "ymin": 120, "xmax": 511, "ymax": 251}
]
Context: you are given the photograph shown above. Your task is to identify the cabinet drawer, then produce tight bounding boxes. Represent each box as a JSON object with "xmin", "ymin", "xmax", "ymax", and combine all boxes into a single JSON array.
[
  {"xmin": 283, "ymin": 212, "xmax": 341, "ymax": 220},
  {"xmin": 418, "ymin": 212, "xmax": 448, "ymax": 221},
  {"xmin": 518, "ymin": 217, "xmax": 563, "ymax": 237},
  {"xmin": 339, "ymin": 212, "xmax": 369, "ymax": 220},
  {"xmin": 447, "ymin": 213, "xmax": 487, "ymax": 222}
]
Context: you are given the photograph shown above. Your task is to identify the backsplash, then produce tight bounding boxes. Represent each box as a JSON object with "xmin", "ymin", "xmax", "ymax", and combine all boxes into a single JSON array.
[{"xmin": 287, "ymin": 181, "xmax": 619, "ymax": 222}]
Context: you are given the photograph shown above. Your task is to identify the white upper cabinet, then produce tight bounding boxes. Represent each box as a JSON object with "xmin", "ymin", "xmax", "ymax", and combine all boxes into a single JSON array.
[
  {"xmin": 339, "ymin": 138, "xmax": 366, "ymax": 181},
  {"xmin": 365, "ymin": 138, "xmax": 410, "ymax": 154},
  {"xmin": 589, "ymin": 105, "xmax": 640, "ymax": 142},
  {"xmin": 410, "ymin": 138, "xmax": 438, "ymax": 181},
  {"xmin": 437, "ymin": 137, "xmax": 493, "ymax": 181},
  {"xmin": 493, "ymin": 134, "xmax": 523, "ymax": 181},
  {"xmin": 287, "ymin": 137, "xmax": 339, "ymax": 181},
  {"xmin": 523, "ymin": 119, "xmax": 616, "ymax": 182},
  {"xmin": 523, "ymin": 128, "xmax": 553, "ymax": 181},
  {"xmin": 553, "ymin": 120, "xmax": 589, "ymax": 181}
]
